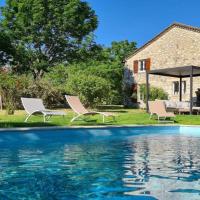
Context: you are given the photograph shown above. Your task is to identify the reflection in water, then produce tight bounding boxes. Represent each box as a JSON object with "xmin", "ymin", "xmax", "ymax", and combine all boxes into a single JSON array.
[
  {"xmin": 0, "ymin": 130, "xmax": 200, "ymax": 199},
  {"xmin": 123, "ymin": 135, "xmax": 200, "ymax": 200}
]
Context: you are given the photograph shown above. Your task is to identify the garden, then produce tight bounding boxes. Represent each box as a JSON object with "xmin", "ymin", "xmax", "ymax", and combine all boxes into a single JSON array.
[{"xmin": 0, "ymin": 0, "xmax": 199, "ymax": 127}]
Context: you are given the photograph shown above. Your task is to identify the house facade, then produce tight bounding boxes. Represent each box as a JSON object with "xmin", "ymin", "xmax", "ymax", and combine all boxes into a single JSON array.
[{"xmin": 124, "ymin": 23, "xmax": 200, "ymax": 103}]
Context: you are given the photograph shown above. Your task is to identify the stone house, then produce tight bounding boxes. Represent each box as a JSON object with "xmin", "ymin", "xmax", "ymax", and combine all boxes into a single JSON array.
[{"xmin": 124, "ymin": 22, "xmax": 200, "ymax": 104}]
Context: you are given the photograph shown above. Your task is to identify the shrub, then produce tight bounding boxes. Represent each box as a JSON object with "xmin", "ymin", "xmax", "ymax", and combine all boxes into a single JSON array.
[
  {"xmin": 46, "ymin": 62, "xmax": 123, "ymax": 106},
  {"xmin": 66, "ymin": 62, "xmax": 123, "ymax": 104},
  {"xmin": 140, "ymin": 84, "xmax": 168, "ymax": 102},
  {"xmin": 0, "ymin": 72, "xmax": 65, "ymax": 114},
  {"xmin": 0, "ymin": 73, "xmax": 29, "ymax": 114},
  {"xmin": 44, "ymin": 65, "xmax": 68, "ymax": 91},
  {"xmin": 66, "ymin": 72, "xmax": 112, "ymax": 107},
  {"xmin": 23, "ymin": 78, "xmax": 65, "ymax": 108}
]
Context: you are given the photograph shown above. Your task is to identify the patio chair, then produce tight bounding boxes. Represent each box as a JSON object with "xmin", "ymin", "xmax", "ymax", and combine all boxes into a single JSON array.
[
  {"xmin": 21, "ymin": 97, "xmax": 66, "ymax": 122},
  {"xmin": 65, "ymin": 95, "xmax": 116, "ymax": 122},
  {"xmin": 176, "ymin": 101, "xmax": 190, "ymax": 114},
  {"xmin": 148, "ymin": 100, "xmax": 175, "ymax": 122}
]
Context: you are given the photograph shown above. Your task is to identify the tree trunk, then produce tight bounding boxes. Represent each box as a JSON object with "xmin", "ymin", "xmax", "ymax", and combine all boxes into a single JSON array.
[{"xmin": 33, "ymin": 69, "xmax": 44, "ymax": 80}]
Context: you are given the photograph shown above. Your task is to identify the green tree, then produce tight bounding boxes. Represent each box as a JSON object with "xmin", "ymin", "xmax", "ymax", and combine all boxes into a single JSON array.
[
  {"xmin": 0, "ymin": 31, "xmax": 14, "ymax": 65},
  {"xmin": 106, "ymin": 40, "xmax": 137, "ymax": 63},
  {"xmin": 1, "ymin": 0, "xmax": 98, "ymax": 78},
  {"xmin": 105, "ymin": 40, "xmax": 137, "ymax": 104},
  {"xmin": 72, "ymin": 34, "xmax": 105, "ymax": 63}
]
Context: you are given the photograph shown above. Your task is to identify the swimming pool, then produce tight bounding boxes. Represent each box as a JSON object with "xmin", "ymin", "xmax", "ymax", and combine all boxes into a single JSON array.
[{"xmin": 0, "ymin": 126, "xmax": 200, "ymax": 200}]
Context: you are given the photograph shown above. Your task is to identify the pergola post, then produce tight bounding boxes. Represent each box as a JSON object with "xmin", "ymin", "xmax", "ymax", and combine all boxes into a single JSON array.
[
  {"xmin": 179, "ymin": 77, "xmax": 182, "ymax": 102},
  {"xmin": 190, "ymin": 67, "xmax": 193, "ymax": 115},
  {"xmin": 146, "ymin": 71, "xmax": 149, "ymax": 112},
  {"xmin": 148, "ymin": 65, "xmax": 200, "ymax": 116}
]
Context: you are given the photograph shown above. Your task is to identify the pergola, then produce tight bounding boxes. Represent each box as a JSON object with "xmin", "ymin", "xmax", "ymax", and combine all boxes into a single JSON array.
[{"xmin": 146, "ymin": 65, "xmax": 200, "ymax": 115}]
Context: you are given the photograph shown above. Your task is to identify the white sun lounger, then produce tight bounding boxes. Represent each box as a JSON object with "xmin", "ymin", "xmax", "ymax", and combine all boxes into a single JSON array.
[
  {"xmin": 21, "ymin": 97, "xmax": 66, "ymax": 122},
  {"xmin": 65, "ymin": 95, "xmax": 115, "ymax": 122}
]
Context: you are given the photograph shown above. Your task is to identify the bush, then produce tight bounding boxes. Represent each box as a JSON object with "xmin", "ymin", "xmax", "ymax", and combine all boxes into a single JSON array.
[
  {"xmin": 44, "ymin": 65, "xmax": 68, "ymax": 91},
  {"xmin": 66, "ymin": 72, "xmax": 112, "ymax": 107},
  {"xmin": 46, "ymin": 62, "xmax": 123, "ymax": 106},
  {"xmin": 140, "ymin": 84, "xmax": 168, "ymax": 102},
  {"xmin": 0, "ymin": 72, "xmax": 66, "ymax": 114},
  {"xmin": 66, "ymin": 62, "xmax": 123, "ymax": 104},
  {"xmin": 0, "ymin": 73, "xmax": 29, "ymax": 114},
  {"xmin": 23, "ymin": 78, "xmax": 64, "ymax": 108},
  {"xmin": 0, "ymin": 61, "xmax": 123, "ymax": 112}
]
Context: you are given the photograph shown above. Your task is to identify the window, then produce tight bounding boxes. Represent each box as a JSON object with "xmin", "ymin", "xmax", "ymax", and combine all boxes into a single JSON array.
[
  {"xmin": 173, "ymin": 81, "xmax": 179, "ymax": 95},
  {"xmin": 138, "ymin": 60, "xmax": 146, "ymax": 72},
  {"xmin": 182, "ymin": 81, "xmax": 186, "ymax": 94},
  {"xmin": 173, "ymin": 81, "xmax": 186, "ymax": 95}
]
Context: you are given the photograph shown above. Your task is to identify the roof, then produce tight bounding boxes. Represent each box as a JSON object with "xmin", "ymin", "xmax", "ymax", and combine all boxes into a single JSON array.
[
  {"xmin": 149, "ymin": 65, "xmax": 200, "ymax": 78},
  {"xmin": 126, "ymin": 22, "xmax": 200, "ymax": 60}
]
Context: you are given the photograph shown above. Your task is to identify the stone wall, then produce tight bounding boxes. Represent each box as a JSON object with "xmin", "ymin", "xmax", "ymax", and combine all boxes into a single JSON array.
[{"xmin": 125, "ymin": 26, "xmax": 200, "ymax": 102}]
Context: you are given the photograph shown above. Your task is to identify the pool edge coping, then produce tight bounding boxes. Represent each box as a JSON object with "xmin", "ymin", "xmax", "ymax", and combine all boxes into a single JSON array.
[{"xmin": 0, "ymin": 124, "xmax": 200, "ymax": 132}]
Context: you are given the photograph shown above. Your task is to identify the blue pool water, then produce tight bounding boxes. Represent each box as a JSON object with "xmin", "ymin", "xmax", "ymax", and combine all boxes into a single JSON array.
[{"xmin": 0, "ymin": 126, "xmax": 200, "ymax": 200}]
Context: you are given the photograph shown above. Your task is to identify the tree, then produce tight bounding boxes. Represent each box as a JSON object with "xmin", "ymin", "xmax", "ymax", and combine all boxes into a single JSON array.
[
  {"xmin": 71, "ymin": 34, "xmax": 105, "ymax": 63},
  {"xmin": 0, "ymin": 31, "xmax": 14, "ymax": 65},
  {"xmin": 106, "ymin": 40, "xmax": 137, "ymax": 63},
  {"xmin": 63, "ymin": 40, "xmax": 137, "ymax": 105},
  {"xmin": 1, "ymin": 0, "xmax": 98, "ymax": 78}
]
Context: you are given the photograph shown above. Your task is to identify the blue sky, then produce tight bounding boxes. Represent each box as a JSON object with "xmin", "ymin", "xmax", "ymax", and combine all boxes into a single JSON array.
[{"xmin": 1, "ymin": 0, "xmax": 200, "ymax": 47}]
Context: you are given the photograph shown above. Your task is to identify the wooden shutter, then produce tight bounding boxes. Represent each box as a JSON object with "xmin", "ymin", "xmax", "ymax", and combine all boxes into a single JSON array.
[
  {"xmin": 145, "ymin": 58, "xmax": 151, "ymax": 71},
  {"xmin": 133, "ymin": 60, "xmax": 138, "ymax": 73}
]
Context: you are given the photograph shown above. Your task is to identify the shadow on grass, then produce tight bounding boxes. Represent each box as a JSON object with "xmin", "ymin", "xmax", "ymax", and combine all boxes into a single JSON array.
[
  {"xmin": 150, "ymin": 119, "xmax": 178, "ymax": 124},
  {"xmin": 98, "ymin": 110, "xmax": 128, "ymax": 113},
  {"xmin": 70, "ymin": 118, "xmax": 117, "ymax": 126},
  {"xmin": 70, "ymin": 122, "xmax": 115, "ymax": 126},
  {"xmin": 0, "ymin": 122, "xmax": 58, "ymax": 128}
]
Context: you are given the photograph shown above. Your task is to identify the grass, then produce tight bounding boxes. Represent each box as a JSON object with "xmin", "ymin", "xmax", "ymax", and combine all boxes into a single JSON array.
[{"xmin": 0, "ymin": 108, "xmax": 200, "ymax": 128}]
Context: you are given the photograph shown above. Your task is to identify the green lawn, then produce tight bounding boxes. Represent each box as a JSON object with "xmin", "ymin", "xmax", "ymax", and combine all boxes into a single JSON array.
[{"xmin": 0, "ymin": 109, "xmax": 200, "ymax": 128}]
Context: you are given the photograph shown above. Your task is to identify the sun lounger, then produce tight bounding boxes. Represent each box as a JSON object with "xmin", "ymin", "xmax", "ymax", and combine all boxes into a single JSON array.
[
  {"xmin": 65, "ymin": 95, "xmax": 115, "ymax": 122},
  {"xmin": 148, "ymin": 100, "xmax": 175, "ymax": 122},
  {"xmin": 21, "ymin": 97, "xmax": 66, "ymax": 122}
]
